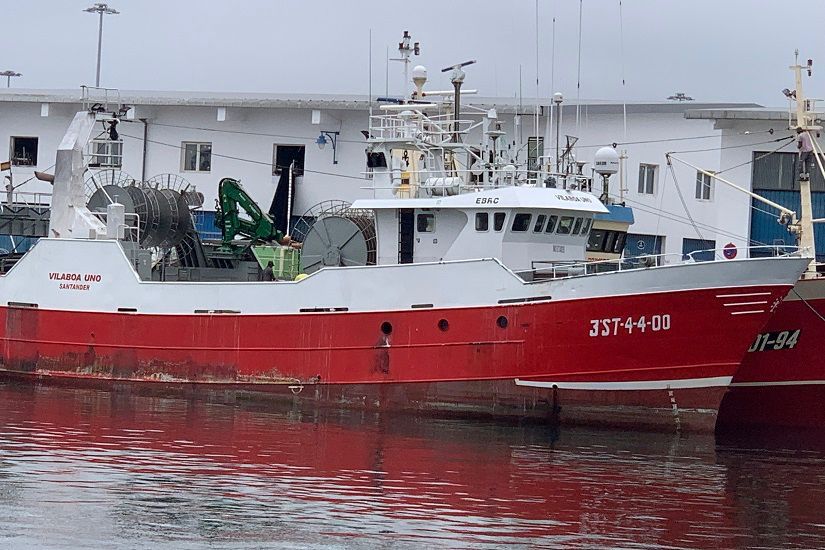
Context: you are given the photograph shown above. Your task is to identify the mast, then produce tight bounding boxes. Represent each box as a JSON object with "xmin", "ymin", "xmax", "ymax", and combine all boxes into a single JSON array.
[{"xmin": 790, "ymin": 51, "xmax": 818, "ymax": 277}]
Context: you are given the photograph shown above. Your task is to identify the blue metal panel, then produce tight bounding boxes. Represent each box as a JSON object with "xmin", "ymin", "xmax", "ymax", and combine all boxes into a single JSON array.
[
  {"xmin": 749, "ymin": 190, "xmax": 825, "ymax": 261},
  {"xmin": 0, "ymin": 235, "xmax": 37, "ymax": 254},
  {"xmin": 192, "ymin": 210, "xmax": 221, "ymax": 241},
  {"xmin": 682, "ymin": 238, "xmax": 716, "ymax": 262},
  {"xmin": 623, "ymin": 233, "xmax": 663, "ymax": 258},
  {"xmin": 594, "ymin": 204, "xmax": 635, "ymax": 224}
]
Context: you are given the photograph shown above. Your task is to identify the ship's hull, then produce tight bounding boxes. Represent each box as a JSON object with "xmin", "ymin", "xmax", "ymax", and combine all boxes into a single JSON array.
[
  {"xmin": 0, "ymin": 238, "xmax": 808, "ymax": 432},
  {"xmin": 717, "ymin": 277, "xmax": 825, "ymax": 431}
]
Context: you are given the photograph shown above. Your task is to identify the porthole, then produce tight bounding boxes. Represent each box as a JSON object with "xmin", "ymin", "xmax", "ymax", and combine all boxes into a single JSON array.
[
  {"xmin": 438, "ymin": 319, "xmax": 449, "ymax": 332},
  {"xmin": 496, "ymin": 316, "xmax": 508, "ymax": 329},
  {"xmin": 381, "ymin": 321, "xmax": 393, "ymax": 335}
]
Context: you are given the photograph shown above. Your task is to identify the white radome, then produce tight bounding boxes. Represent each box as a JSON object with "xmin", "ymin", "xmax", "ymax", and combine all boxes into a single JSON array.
[{"xmin": 594, "ymin": 146, "xmax": 620, "ymax": 175}]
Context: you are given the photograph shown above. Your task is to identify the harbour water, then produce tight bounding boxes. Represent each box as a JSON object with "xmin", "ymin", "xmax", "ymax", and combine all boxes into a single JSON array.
[{"xmin": 1, "ymin": 383, "xmax": 824, "ymax": 549}]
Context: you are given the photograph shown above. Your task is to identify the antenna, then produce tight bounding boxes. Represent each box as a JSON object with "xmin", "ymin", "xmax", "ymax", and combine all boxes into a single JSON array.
[
  {"xmin": 368, "ymin": 29, "xmax": 373, "ymax": 119},
  {"xmin": 575, "ymin": 0, "xmax": 583, "ymax": 133},
  {"xmin": 535, "ymin": 0, "xmax": 540, "ymax": 143},
  {"xmin": 441, "ymin": 60, "xmax": 476, "ymax": 142},
  {"xmin": 389, "ymin": 30, "xmax": 421, "ymax": 96}
]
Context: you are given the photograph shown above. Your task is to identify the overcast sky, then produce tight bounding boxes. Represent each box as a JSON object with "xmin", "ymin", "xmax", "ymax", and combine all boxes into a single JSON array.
[{"xmin": 4, "ymin": 1, "xmax": 825, "ymax": 106}]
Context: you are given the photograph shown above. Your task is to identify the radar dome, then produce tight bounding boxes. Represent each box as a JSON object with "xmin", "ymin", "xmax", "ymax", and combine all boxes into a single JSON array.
[
  {"xmin": 594, "ymin": 146, "xmax": 620, "ymax": 175},
  {"xmin": 412, "ymin": 65, "xmax": 427, "ymax": 95}
]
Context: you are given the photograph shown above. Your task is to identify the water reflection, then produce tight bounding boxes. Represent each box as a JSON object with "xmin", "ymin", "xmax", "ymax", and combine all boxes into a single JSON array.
[{"xmin": 0, "ymin": 382, "xmax": 823, "ymax": 548}]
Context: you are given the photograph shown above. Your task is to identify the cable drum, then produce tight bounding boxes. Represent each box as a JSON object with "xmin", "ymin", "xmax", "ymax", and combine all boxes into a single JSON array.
[
  {"xmin": 299, "ymin": 207, "xmax": 376, "ymax": 274},
  {"xmin": 87, "ymin": 184, "xmax": 191, "ymax": 248}
]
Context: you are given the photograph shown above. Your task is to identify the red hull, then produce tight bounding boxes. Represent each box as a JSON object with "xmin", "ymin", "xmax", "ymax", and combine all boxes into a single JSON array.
[
  {"xmin": 1, "ymin": 285, "xmax": 790, "ymax": 432},
  {"xmin": 718, "ymin": 278, "xmax": 825, "ymax": 430}
]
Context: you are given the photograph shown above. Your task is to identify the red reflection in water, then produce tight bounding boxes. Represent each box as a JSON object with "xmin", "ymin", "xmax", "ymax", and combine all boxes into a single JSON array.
[{"xmin": 0, "ymin": 383, "xmax": 823, "ymax": 548}]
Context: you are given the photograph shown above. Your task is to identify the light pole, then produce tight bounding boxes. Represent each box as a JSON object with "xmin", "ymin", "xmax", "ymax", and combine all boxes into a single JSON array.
[
  {"xmin": 0, "ymin": 71, "xmax": 21, "ymax": 88},
  {"xmin": 84, "ymin": 3, "xmax": 119, "ymax": 87}
]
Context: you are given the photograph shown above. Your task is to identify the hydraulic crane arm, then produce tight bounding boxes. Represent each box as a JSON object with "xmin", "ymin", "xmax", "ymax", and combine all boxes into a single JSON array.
[{"xmin": 215, "ymin": 177, "xmax": 284, "ymax": 245}]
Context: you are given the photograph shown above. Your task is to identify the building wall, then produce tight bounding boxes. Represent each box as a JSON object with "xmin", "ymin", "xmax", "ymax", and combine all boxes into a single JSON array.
[{"xmin": 0, "ymin": 94, "xmax": 750, "ymax": 256}]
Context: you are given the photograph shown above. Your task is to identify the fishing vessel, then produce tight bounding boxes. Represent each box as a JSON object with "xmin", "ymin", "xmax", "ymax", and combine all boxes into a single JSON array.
[
  {"xmin": 713, "ymin": 55, "xmax": 825, "ymax": 431},
  {"xmin": 0, "ymin": 66, "xmax": 809, "ymax": 433}
]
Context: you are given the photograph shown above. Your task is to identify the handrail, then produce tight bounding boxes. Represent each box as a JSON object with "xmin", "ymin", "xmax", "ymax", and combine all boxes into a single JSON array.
[{"xmin": 517, "ymin": 245, "xmax": 804, "ymax": 280}]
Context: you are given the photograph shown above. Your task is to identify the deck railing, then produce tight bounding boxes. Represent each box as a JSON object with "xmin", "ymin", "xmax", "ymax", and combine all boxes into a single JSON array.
[{"xmin": 518, "ymin": 245, "xmax": 805, "ymax": 281}]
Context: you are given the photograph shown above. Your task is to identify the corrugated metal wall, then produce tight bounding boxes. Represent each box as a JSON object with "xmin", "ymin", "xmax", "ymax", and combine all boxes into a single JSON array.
[{"xmin": 749, "ymin": 191, "xmax": 825, "ymax": 260}]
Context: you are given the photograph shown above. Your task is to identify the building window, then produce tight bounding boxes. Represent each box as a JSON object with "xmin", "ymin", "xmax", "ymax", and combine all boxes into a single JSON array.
[
  {"xmin": 417, "ymin": 213, "xmax": 435, "ymax": 232},
  {"xmin": 89, "ymin": 139, "xmax": 123, "ymax": 168},
  {"xmin": 493, "ymin": 212, "xmax": 506, "ymax": 231},
  {"xmin": 10, "ymin": 136, "xmax": 38, "ymax": 166},
  {"xmin": 638, "ymin": 164, "xmax": 657, "ymax": 194},
  {"xmin": 533, "ymin": 214, "xmax": 547, "ymax": 233},
  {"xmin": 182, "ymin": 142, "xmax": 212, "ymax": 172},
  {"xmin": 273, "ymin": 144, "xmax": 306, "ymax": 176},
  {"xmin": 475, "ymin": 212, "xmax": 489, "ymax": 231},
  {"xmin": 695, "ymin": 170, "xmax": 713, "ymax": 200},
  {"xmin": 512, "ymin": 213, "xmax": 532, "ymax": 232}
]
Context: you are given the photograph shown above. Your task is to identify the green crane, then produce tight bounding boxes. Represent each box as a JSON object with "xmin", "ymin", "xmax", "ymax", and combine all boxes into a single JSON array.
[{"xmin": 215, "ymin": 177, "xmax": 284, "ymax": 247}]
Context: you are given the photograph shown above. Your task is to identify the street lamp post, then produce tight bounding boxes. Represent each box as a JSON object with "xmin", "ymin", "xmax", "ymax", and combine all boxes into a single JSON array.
[
  {"xmin": 84, "ymin": 3, "xmax": 119, "ymax": 87},
  {"xmin": 0, "ymin": 71, "xmax": 22, "ymax": 88}
]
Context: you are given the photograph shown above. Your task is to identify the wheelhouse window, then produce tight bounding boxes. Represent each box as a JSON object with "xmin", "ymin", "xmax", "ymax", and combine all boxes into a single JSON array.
[
  {"xmin": 511, "ymin": 213, "xmax": 532, "ymax": 232},
  {"xmin": 544, "ymin": 215, "xmax": 559, "ymax": 234},
  {"xmin": 533, "ymin": 214, "xmax": 547, "ymax": 233},
  {"xmin": 10, "ymin": 136, "xmax": 38, "ymax": 166},
  {"xmin": 587, "ymin": 229, "xmax": 607, "ymax": 251},
  {"xmin": 604, "ymin": 231, "xmax": 618, "ymax": 252},
  {"xmin": 638, "ymin": 164, "xmax": 657, "ymax": 194},
  {"xmin": 586, "ymin": 229, "xmax": 628, "ymax": 253},
  {"xmin": 417, "ymin": 213, "xmax": 435, "ymax": 232},
  {"xmin": 612, "ymin": 232, "xmax": 628, "ymax": 253},
  {"xmin": 182, "ymin": 142, "xmax": 212, "ymax": 172},
  {"xmin": 475, "ymin": 212, "xmax": 489, "ymax": 231},
  {"xmin": 695, "ymin": 170, "xmax": 713, "ymax": 200},
  {"xmin": 572, "ymin": 217, "xmax": 583, "ymax": 235},
  {"xmin": 89, "ymin": 138, "xmax": 123, "ymax": 168},
  {"xmin": 581, "ymin": 218, "xmax": 593, "ymax": 235},
  {"xmin": 556, "ymin": 216, "xmax": 574, "ymax": 235},
  {"xmin": 493, "ymin": 212, "xmax": 506, "ymax": 231}
]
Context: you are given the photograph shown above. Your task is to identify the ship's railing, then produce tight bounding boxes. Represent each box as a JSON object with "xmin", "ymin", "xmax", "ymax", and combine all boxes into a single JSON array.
[
  {"xmin": 81, "ymin": 85, "xmax": 123, "ymax": 114},
  {"xmin": 519, "ymin": 245, "xmax": 803, "ymax": 280},
  {"xmin": 361, "ymin": 165, "xmax": 554, "ymax": 197},
  {"xmin": 91, "ymin": 211, "xmax": 141, "ymax": 243},
  {"xmin": 369, "ymin": 112, "xmax": 479, "ymax": 143},
  {"xmin": 3, "ymin": 190, "xmax": 53, "ymax": 209}
]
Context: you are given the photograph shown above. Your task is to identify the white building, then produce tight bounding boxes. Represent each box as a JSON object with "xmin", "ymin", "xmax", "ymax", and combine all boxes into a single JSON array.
[{"xmin": 1, "ymin": 88, "xmax": 785, "ymax": 258}]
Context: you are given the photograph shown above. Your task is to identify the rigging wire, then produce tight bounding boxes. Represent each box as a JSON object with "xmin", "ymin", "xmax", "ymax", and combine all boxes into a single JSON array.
[
  {"xmin": 668, "ymin": 135, "xmax": 794, "ymax": 155},
  {"xmin": 666, "ymin": 161, "xmax": 704, "ymax": 240},
  {"xmin": 118, "ymin": 132, "xmax": 368, "ymax": 181},
  {"xmin": 608, "ymin": 192, "xmax": 772, "ymax": 245},
  {"xmin": 135, "ymin": 120, "xmax": 368, "ymax": 145},
  {"xmin": 571, "ymin": 128, "xmax": 777, "ymax": 150},
  {"xmin": 715, "ymin": 137, "xmax": 796, "ymax": 175}
]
